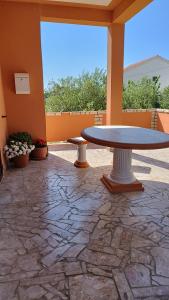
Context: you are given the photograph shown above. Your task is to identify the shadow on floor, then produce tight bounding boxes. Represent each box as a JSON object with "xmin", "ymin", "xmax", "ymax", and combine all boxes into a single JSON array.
[
  {"xmin": 48, "ymin": 143, "xmax": 151, "ymax": 175},
  {"xmin": 133, "ymin": 152, "xmax": 169, "ymax": 171},
  {"xmin": 48, "ymin": 142, "xmax": 106, "ymax": 152},
  {"xmin": 132, "ymin": 165, "xmax": 151, "ymax": 174}
]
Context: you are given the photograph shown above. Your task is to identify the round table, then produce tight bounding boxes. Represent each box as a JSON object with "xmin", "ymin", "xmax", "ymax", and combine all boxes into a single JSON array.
[{"xmin": 81, "ymin": 126, "xmax": 169, "ymax": 193}]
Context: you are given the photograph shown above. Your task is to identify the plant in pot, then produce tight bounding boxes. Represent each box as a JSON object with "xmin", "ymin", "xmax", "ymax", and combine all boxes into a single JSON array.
[
  {"xmin": 8, "ymin": 132, "xmax": 33, "ymax": 145},
  {"xmin": 4, "ymin": 140, "xmax": 35, "ymax": 168},
  {"xmin": 31, "ymin": 138, "xmax": 48, "ymax": 160}
]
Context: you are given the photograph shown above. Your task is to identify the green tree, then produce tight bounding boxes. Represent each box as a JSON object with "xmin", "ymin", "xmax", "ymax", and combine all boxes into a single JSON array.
[
  {"xmin": 160, "ymin": 86, "xmax": 169, "ymax": 108},
  {"xmin": 45, "ymin": 68, "xmax": 106, "ymax": 112},
  {"xmin": 123, "ymin": 77, "xmax": 161, "ymax": 109},
  {"xmin": 45, "ymin": 71, "xmax": 169, "ymax": 112}
]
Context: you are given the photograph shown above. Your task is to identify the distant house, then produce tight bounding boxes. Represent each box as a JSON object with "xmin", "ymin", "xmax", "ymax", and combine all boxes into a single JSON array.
[{"xmin": 123, "ymin": 55, "xmax": 169, "ymax": 89}]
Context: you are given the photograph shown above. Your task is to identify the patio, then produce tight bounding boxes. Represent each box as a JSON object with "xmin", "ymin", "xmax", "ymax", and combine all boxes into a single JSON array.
[{"xmin": 0, "ymin": 143, "xmax": 169, "ymax": 299}]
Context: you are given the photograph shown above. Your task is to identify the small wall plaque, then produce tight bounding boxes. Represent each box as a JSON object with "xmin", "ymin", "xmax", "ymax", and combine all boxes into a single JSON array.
[{"xmin": 14, "ymin": 73, "xmax": 30, "ymax": 94}]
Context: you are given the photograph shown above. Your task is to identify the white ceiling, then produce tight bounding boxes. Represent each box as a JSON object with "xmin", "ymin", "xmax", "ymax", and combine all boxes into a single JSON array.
[{"xmin": 50, "ymin": 0, "xmax": 112, "ymax": 6}]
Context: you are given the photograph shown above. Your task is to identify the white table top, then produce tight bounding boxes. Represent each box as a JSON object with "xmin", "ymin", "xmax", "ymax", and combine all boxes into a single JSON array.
[{"xmin": 81, "ymin": 126, "xmax": 169, "ymax": 150}]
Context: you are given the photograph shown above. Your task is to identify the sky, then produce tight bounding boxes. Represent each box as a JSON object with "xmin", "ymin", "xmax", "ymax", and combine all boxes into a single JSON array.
[{"xmin": 40, "ymin": 0, "xmax": 169, "ymax": 88}]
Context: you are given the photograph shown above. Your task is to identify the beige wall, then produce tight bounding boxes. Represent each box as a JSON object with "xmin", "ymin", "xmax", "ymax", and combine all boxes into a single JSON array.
[
  {"xmin": 0, "ymin": 2, "xmax": 46, "ymax": 140},
  {"xmin": 0, "ymin": 67, "xmax": 7, "ymax": 169}
]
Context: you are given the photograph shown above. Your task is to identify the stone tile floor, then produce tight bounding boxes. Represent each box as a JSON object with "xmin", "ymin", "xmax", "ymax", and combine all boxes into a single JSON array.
[{"xmin": 0, "ymin": 142, "xmax": 169, "ymax": 300}]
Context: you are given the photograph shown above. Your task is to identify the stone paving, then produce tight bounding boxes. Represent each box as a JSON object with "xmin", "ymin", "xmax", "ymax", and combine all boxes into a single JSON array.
[{"xmin": 0, "ymin": 142, "xmax": 169, "ymax": 299}]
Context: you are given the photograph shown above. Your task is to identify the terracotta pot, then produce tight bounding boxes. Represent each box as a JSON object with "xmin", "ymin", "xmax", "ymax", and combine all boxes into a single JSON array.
[
  {"xmin": 31, "ymin": 146, "xmax": 47, "ymax": 160},
  {"xmin": 13, "ymin": 154, "xmax": 29, "ymax": 168}
]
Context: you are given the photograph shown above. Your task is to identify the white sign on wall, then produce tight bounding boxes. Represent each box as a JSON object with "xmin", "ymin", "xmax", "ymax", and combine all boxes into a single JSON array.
[{"xmin": 14, "ymin": 73, "xmax": 30, "ymax": 94}]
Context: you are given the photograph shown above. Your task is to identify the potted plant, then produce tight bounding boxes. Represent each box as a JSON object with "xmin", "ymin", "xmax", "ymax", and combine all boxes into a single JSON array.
[
  {"xmin": 4, "ymin": 140, "xmax": 35, "ymax": 168},
  {"xmin": 31, "ymin": 138, "xmax": 48, "ymax": 160},
  {"xmin": 8, "ymin": 132, "xmax": 33, "ymax": 145}
]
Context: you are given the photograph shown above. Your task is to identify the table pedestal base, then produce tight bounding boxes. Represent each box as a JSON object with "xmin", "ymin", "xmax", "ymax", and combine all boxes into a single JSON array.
[
  {"xmin": 101, "ymin": 148, "xmax": 144, "ymax": 193},
  {"xmin": 101, "ymin": 175, "xmax": 144, "ymax": 193}
]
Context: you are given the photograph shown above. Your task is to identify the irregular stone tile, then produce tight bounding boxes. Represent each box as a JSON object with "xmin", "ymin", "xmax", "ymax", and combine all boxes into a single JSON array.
[
  {"xmin": 0, "ymin": 265, "xmax": 11, "ymax": 276},
  {"xmin": 73, "ymin": 197, "xmax": 103, "ymax": 211},
  {"xmin": 62, "ymin": 244, "xmax": 85, "ymax": 258},
  {"xmin": 159, "ymin": 238, "xmax": 169, "ymax": 249},
  {"xmin": 131, "ymin": 235, "xmax": 154, "ymax": 248},
  {"xmin": 17, "ymin": 254, "xmax": 41, "ymax": 272},
  {"xmin": 0, "ymin": 281, "xmax": 18, "ymax": 300},
  {"xmin": 43, "ymin": 283, "xmax": 67, "ymax": 300},
  {"xmin": 43, "ymin": 205, "xmax": 70, "ymax": 220},
  {"xmin": 162, "ymin": 217, "xmax": 169, "ymax": 226},
  {"xmin": 0, "ymin": 271, "xmax": 38, "ymax": 283},
  {"xmin": 98, "ymin": 202, "xmax": 112, "ymax": 215},
  {"xmin": 0, "ymin": 228, "xmax": 22, "ymax": 250},
  {"xmin": 69, "ymin": 275, "xmax": 118, "ymax": 300},
  {"xmin": 143, "ymin": 222, "xmax": 161, "ymax": 235},
  {"xmin": 64, "ymin": 262, "xmax": 82, "ymax": 276},
  {"xmin": 41, "ymin": 244, "xmax": 71, "ymax": 267},
  {"xmin": 152, "ymin": 275, "xmax": 169, "ymax": 285},
  {"xmin": 71, "ymin": 221, "xmax": 95, "ymax": 233},
  {"xmin": 79, "ymin": 248, "xmax": 120, "ymax": 267},
  {"xmin": 39, "ymin": 229, "xmax": 51, "ymax": 239},
  {"xmin": 0, "ymin": 250, "xmax": 17, "ymax": 266},
  {"xmin": 120, "ymin": 230, "xmax": 133, "ymax": 250},
  {"xmin": 48, "ymin": 224, "xmax": 74, "ymax": 240},
  {"xmin": 114, "ymin": 207, "xmax": 132, "ymax": 217},
  {"xmin": 151, "ymin": 247, "xmax": 169, "ymax": 277},
  {"xmin": 131, "ymin": 249, "xmax": 151, "ymax": 265},
  {"xmin": 21, "ymin": 285, "xmax": 47, "ymax": 299},
  {"xmin": 125, "ymin": 264, "xmax": 151, "ymax": 287},
  {"xmin": 113, "ymin": 270, "xmax": 134, "ymax": 300},
  {"xmin": 91, "ymin": 229, "xmax": 112, "ymax": 246},
  {"xmin": 71, "ymin": 231, "xmax": 89, "ymax": 244},
  {"xmin": 111, "ymin": 227, "xmax": 123, "ymax": 248},
  {"xmin": 149, "ymin": 231, "xmax": 164, "ymax": 242},
  {"xmin": 20, "ymin": 274, "xmax": 65, "ymax": 286},
  {"xmin": 47, "ymin": 236, "xmax": 59, "ymax": 248},
  {"xmin": 32, "ymin": 235, "xmax": 47, "ymax": 248},
  {"xmin": 132, "ymin": 286, "xmax": 169, "ymax": 298},
  {"xmin": 131, "ymin": 206, "xmax": 161, "ymax": 216},
  {"xmin": 87, "ymin": 265, "xmax": 112, "ymax": 278},
  {"xmin": 23, "ymin": 239, "xmax": 35, "ymax": 250},
  {"xmin": 1, "ymin": 146, "xmax": 169, "ymax": 299},
  {"xmin": 70, "ymin": 214, "xmax": 99, "ymax": 223}
]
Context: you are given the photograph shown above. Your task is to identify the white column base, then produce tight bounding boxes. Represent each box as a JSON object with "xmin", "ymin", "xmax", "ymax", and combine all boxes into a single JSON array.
[
  {"xmin": 110, "ymin": 148, "xmax": 136, "ymax": 184},
  {"xmin": 77, "ymin": 144, "xmax": 87, "ymax": 162},
  {"xmin": 74, "ymin": 144, "xmax": 89, "ymax": 168},
  {"xmin": 101, "ymin": 148, "xmax": 144, "ymax": 193}
]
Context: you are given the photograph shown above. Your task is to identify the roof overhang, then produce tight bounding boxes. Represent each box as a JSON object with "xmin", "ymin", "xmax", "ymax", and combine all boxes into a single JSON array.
[{"xmin": 0, "ymin": 0, "xmax": 153, "ymax": 25}]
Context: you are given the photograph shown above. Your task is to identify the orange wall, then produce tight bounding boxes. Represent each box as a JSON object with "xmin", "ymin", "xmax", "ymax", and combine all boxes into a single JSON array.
[
  {"xmin": 0, "ymin": 67, "xmax": 8, "ymax": 169},
  {"xmin": 46, "ymin": 114, "xmax": 96, "ymax": 141},
  {"xmin": 157, "ymin": 113, "xmax": 169, "ymax": 134},
  {"xmin": 0, "ymin": 2, "xmax": 46, "ymax": 140},
  {"xmin": 46, "ymin": 111, "xmax": 152, "ymax": 142},
  {"xmin": 122, "ymin": 112, "xmax": 152, "ymax": 128}
]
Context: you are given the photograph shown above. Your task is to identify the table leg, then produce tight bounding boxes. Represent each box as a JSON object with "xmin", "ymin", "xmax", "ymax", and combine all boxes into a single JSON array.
[{"xmin": 101, "ymin": 148, "xmax": 144, "ymax": 193}]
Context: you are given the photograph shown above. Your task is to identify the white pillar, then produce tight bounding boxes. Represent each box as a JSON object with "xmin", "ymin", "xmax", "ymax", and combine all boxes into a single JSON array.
[
  {"xmin": 77, "ymin": 144, "xmax": 87, "ymax": 163},
  {"xmin": 110, "ymin": 148, "xmax": 136, "ymax": 184}
]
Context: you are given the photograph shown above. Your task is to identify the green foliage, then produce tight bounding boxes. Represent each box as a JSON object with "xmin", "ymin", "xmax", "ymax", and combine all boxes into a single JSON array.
[
  {"xmin": 9, "ymin": 132, "xmax": 32, "ymax": 145},
  {"xmin": 45, "ymin": 69, "xmax": 169, "ymax": 111},
  {"xmin": 45, "ymin": 68, "xmax": 106, "ymax": 112},
  {"xmin": 160, "ymin": 86, "xmax": 169, "ymax": 108},
  {"xmin": 123, "ymin": 77, "xmax": 161, "ymax": 109}
]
